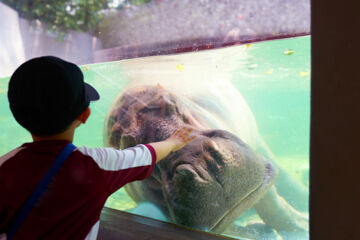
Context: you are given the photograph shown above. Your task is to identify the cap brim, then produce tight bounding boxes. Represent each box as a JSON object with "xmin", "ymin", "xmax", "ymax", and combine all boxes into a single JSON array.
[{"xmin": 85, "ymin": 83, "xmax": 100, "ymax": 101}]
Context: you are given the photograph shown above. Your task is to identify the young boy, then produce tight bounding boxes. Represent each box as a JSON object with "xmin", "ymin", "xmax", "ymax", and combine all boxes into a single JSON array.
[{"xmin": 0, "ymin": 56, "xmax": 195, "ymax": 239}]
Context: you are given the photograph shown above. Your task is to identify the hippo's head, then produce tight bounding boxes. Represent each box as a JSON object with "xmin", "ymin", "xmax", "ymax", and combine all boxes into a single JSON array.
[{"xmin": 104, "ymin": 85, "xmax": 277, "ymax": 232}]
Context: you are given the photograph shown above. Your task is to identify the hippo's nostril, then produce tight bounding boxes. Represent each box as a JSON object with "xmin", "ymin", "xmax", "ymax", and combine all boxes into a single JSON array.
[
  {"xmin": 176, "ymin": 168, "xmax": 191, "ymax": 177},
  {"xmin": 175, "ymin": 164, "xmax": 195, "ymax": 177},
  {"xmin": 202, "ymin": 140, "xmax": 225, "ymax": 167},
  {"xmin": 207, "ymin": 147, "xmax": 225, "ymax": 167},
  {"xmin": 174, "ymin": 164, "xmax": 210, "ymax": 185}
]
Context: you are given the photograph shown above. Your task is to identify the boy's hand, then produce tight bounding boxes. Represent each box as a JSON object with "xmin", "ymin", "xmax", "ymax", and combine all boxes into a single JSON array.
[
  {"xmin": 168, "ymin": 127, "xmax": 196, "ymax": 152},
  {"xmin": 149, "ymin": 127, "xmax": 196, "ymax": 163}
]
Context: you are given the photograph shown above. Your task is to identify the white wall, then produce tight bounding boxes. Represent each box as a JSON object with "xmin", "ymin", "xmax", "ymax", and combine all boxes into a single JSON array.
[
  {"xmin": 0, "ymin": 2, "xmax": 101, "ymax": 78},
  {"xmin": 0, "ymin": 2, "xmax": 25, "ymax": 78}
]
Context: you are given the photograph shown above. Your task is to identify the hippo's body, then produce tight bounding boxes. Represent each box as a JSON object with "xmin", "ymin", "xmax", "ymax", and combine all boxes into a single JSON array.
[{"xmin": 104, "ymin": 78, "xmax": 308, "ymax": 238}]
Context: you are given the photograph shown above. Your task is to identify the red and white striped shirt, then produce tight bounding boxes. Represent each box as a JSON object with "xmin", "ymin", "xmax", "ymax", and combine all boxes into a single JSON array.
[{"xmin": 0, "ymin": 140, "xmax": 156, "ymax": 239}]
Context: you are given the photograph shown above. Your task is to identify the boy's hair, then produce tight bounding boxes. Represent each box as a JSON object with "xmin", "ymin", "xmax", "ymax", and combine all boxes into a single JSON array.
[{"xmin": 8, "ymin": 56, "xmax": 99, "ymax": 136}]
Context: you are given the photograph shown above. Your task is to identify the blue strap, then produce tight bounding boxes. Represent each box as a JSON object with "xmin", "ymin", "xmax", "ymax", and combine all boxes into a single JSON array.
[{"xmin": 7, "ymin": 142, "xmax": 76, "ymax": 240}]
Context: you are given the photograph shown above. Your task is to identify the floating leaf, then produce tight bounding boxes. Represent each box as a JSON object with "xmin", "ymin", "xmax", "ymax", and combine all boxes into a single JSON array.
[
  {"xmin": 300, "ymin": 71, "xmax": 310, "ymax": 77},
  {"xmin": 176, "ymin": 64, "xmax": 184, "ymax": 71},
  {"xmin": 82, "ymin": 66, "xmax": 90, "ymax": 71},
  {"xmin": 284, "ymin": 49, "xmax": 295, "ymax": 55}
]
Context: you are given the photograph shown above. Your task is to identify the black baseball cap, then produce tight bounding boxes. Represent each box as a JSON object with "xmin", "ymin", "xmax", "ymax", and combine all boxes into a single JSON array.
[{"xmin": 8, "ymin": 56, "xmax": 100, "ymax": 136}]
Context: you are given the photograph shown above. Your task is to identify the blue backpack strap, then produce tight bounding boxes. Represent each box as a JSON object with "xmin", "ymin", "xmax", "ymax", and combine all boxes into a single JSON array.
[{"xmin": 7, "ymin": 142, "xmax": 76, "ymax": 240}]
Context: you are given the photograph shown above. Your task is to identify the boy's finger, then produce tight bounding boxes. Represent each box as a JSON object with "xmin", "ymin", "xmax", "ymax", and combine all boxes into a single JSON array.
[
  {"xmin": 185, "ymin": 136, "xmax": 196, "ymax": 143},
  {"xmin": 183, "ymin": 127, "xmax": 193, "ymax": 136},
  {"xmin": 176, "ymin": 127, "xmax": 186, "ymax": 136},
  {"xmin": 181, "ymin": 127, "xmax": 189, "ymax": 134}
]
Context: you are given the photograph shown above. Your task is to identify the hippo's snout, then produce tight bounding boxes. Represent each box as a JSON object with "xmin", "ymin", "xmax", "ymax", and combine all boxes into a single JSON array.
[{"xmin": 154, "ymin": 129, "xmax": 275, "ymax": 231}]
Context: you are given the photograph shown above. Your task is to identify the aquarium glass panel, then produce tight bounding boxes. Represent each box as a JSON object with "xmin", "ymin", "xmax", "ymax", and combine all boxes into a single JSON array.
[
  {"xmin": 0, "ymin": 36, "xmax": 310, "ymax": 239},
  {"xmin": 0, "ymin": 0, "xmax": 310, "ymax": 239}
]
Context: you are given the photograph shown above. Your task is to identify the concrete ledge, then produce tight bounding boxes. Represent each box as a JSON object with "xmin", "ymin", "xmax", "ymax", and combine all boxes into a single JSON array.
[{"xmin": 98, "ymin": 207, "xmax": 235, "ymax": 240}]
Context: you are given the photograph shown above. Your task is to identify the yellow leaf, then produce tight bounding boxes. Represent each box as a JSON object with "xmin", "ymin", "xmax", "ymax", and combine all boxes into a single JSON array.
[
  {"xmin": 176, "ymin": 64, "xmax": 184, "ymax": 71},
  {"xmin": 82, "ymin": 66, "xmax": 90, "ymax": 71},
  {"xmin": 284, "ymin": 49, "xmax": 295, "ymax": 55},
  {"xmin": 300, "ymin": 71, "xmax": 310, "ymax": 77}
]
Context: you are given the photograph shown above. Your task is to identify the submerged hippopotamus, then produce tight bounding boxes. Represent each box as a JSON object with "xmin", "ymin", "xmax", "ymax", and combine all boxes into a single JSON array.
[{"xmin": 104, "ymin": 81, "xmax": 308, "ymax": 238}]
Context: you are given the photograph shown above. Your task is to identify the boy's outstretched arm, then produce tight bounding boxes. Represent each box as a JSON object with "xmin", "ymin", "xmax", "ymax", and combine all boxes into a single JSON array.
[{"xmin": 148, "ymin": 127, "xmax": 196, "ymax": 163}]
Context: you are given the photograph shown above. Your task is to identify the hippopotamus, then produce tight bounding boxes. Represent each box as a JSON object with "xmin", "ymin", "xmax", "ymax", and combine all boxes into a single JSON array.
[{"xmin": 104, "ymin": 79, "xmax": 308, "ymax": 238}]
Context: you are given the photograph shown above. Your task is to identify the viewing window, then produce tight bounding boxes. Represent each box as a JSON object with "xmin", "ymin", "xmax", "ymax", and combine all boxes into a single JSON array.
[{"xmin": 0, "ymin": 1, "xmax": 310, "ymax": 239}]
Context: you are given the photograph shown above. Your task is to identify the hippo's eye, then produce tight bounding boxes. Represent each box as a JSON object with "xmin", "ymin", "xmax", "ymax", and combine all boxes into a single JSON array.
[
  {"xmin": 140, "ymin": 105, "xmax": 161, "ymax": 113},
  {"xmin": 194, "ymin": 152, "xmax": 201, "ymax": 158},
  {"xmin": 141, "ymin": 105, "xmax": 161, "ymax": 111}
]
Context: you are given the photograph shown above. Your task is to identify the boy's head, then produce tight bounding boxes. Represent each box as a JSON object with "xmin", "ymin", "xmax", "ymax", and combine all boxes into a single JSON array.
[{"xmin": 8, "ymin": 56, "xmax": 99, "ymax": 136}]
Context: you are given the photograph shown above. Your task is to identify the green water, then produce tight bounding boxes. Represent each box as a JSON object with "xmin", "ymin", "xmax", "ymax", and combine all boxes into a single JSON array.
[
  {"xmin": 0, "ymin": 36, "xmax": 310, "ymax": 239},
  {"xmin": 234, "ymin": 37, "xmax": 310, "ymax": 185}
]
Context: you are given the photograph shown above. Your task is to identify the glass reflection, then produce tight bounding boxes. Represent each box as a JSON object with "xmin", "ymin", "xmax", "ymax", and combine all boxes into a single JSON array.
[{"xmin": 0, "ymin": 0, "xmax": 309, "ymax": 77}]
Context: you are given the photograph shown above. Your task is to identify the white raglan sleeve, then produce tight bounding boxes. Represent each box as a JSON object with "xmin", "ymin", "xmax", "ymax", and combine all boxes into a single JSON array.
[{"xmin": 77, "ymin": 144, "xmax": 157, "ymax": 193}]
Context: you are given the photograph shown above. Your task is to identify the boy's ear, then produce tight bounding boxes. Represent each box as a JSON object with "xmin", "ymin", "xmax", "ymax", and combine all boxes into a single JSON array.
[{"xmin": 78, "ymin": 107, "xmax": 91, "ymax": 124}]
